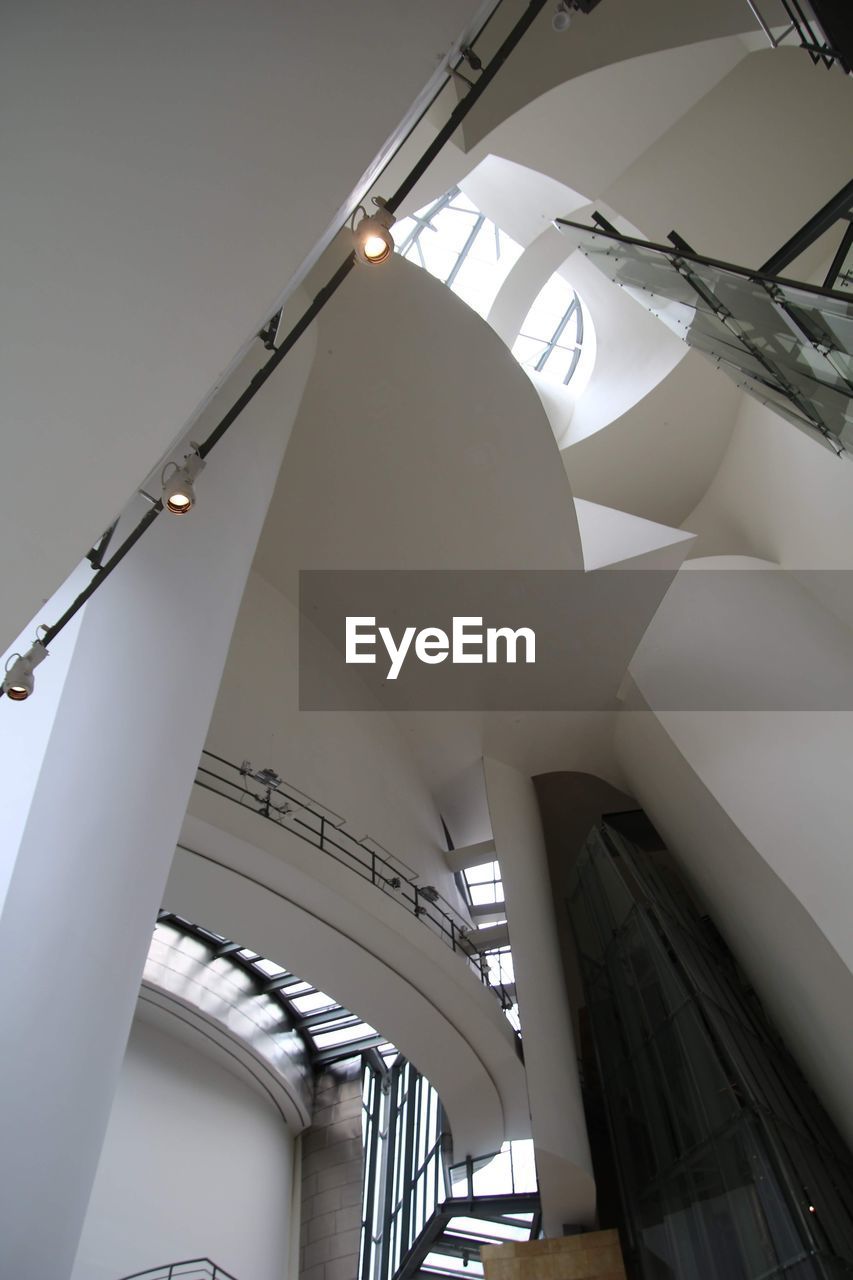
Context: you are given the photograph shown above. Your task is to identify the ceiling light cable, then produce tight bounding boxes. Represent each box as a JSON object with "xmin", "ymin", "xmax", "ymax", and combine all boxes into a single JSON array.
[{"xmin": 17, "ymin": 0, "xmax": 550, "ymax": 691}]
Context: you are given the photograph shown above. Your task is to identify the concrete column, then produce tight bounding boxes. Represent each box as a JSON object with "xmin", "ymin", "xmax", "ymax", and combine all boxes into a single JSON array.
[
  {"xmin": 0, "ymin": 331, "xmax": 315, "ymax": 1279},
  {"xmin": 483, "ymin": 757, "xmax": 595, "ymax": 1236}
]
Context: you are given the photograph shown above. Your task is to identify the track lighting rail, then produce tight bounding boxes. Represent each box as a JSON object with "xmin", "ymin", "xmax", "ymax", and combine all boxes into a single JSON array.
[{"xmin": 16, "ymin": 0, "xmax": 550, "ymax": 687}]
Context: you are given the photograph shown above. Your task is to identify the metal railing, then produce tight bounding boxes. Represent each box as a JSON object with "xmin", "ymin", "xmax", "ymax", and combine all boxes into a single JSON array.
[
  {"xmin": 744, "ymin": 0, "xmax": 846, "ymax": 69},
  {"xmin": 193, "ymin": 751, "xmax": 516, "ymax": 1019},
  {"xmin": 118, "ymin": 1260, "xmax": 238, "ymax": 1280}
]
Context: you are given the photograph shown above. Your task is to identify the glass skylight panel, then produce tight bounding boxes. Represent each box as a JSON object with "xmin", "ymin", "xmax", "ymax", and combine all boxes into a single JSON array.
[
  {"xmin": 152, "ymin": 914, "xmax": 395, "ymax": 1069},
  {"xmin": 312, "ymin": 1021, "xmax": 377, "ymax": 1049},
  {"xmin": 512, "ymin": 273, "xmax": 584, "ymax": 386},
  {"xmin": 280, "ymin": 979, "xmax": 313, "ymax": 996},
  {"xmin": 394, "ymin": 187, "xmax": 522, "ymax": 320},
  {"xmin": 468, "ymin": 882, "xmax": 500, "ymax": 905},
  {"xmin": 291, "ymin": 990, "xmax": 337, "ymax": 1015},
  {"xmin": 464, "ymin": 860, "xmax": 501, "ymax": 886},
  {"xmin": 462, "ymin": 859, "xmax": 504, "ymax": 911},
  {"xmin": 252, "ymin": 956, "xmax": 287, "ymax": 978},
  {"xmin": 569, "ymin": 222, "xmax": 853, "ymax": 451}
]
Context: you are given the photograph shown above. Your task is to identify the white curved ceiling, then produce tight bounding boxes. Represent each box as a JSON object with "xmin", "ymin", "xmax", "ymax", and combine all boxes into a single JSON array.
[{"xmin": 0, "ymin": 0, "xmax": 497, "ymax": 649}]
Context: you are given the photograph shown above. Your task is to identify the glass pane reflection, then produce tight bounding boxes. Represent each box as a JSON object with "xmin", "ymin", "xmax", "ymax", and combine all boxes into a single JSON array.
[{"xmin": 569, "ymin": 225, "xmax": 853, "ymax": 453}]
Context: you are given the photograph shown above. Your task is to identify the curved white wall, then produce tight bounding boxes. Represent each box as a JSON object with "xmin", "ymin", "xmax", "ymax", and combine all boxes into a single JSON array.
[
  {"xmin": 206, "ymin": 570, "xmax": 457, "ymax": 903},
  {"xmin": 166, "ymin": 822, "xmax": 529, "ymax": 1159},
  {"xmin": 604, "ymin": 48, "xmax": 853, "ymax": 267},
  {"xmin": 459, "ymin": 0, "xmax": 753, "ymax": 153},
  {"xmin": 687, "ymin": 397, "xmax": 853, "ymax": 568},
  {"xmin": 72, "ymin": 1013, "xmax": 295, "ymax": 1280}
]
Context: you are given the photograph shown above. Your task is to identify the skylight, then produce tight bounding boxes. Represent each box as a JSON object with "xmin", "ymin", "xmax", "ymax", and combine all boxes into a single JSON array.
[
  {"xmin": 512, "ymin": 273, "xmax": 584, "ymax": 385},
  {"xmin": 395, "ymin": 187, "xmax": 586, "ymax": 389},
  {"xmin": 463, "ymin": 859, "xmax": 504, "ymax": 906},
  {"xmin": 153, "ymin": 913, "xmax": 393, "ymax": 1067},
  {"xmin": 394, "ymin": 187, "xmax": 522, "ymax": 319}
]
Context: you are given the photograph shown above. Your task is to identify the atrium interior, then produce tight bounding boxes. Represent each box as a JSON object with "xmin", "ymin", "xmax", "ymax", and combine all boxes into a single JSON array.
[{"xmin": 1, "ymin": 3, "xmax": 852, "ymax": 1279}]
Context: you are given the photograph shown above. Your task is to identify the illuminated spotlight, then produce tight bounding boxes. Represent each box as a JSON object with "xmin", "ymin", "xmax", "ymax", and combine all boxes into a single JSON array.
[
  {"xmin": 552, "ymin": 1, "xmax": 572, "ymax": 30},
  {"xmin": 161, "ymin": 443, "xmax": 205, "ymax": 515},
  {"xmin": 3, "ymin": 639, "xmax": 48, "ymax": 701},
  {"xmin": 353, "ymin": 197, "xmax": 396, "ymax": 265}
]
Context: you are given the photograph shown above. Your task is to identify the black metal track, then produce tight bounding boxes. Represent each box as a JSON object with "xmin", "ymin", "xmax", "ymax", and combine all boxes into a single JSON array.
[
  {"xmin": 760, "ymin": 177, "xmax": 853, "ymax": 277},
  {"xmin": 38, "ymin": 0, "xmax": 550, "ymax": 649}
]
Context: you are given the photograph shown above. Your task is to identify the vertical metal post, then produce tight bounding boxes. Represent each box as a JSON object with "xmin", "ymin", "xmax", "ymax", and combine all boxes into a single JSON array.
[
  {"xmin": 319, "ymin": 815, "xmax": 325, "ymax": 849},
  {"xmin": 399, "ymin": 1066, "xmax": 417, "ymax": 1254},
  {"xmin": 360, "ymin": 1061, "xmax": 383, "ymax": 1280},
  {"xmin": 371, "ymin": 851, "xmax": 376, "ymax": 885},
  {"xmin": 379, "ymin": 1062, "xmax": 400, "ymax": 1280}
]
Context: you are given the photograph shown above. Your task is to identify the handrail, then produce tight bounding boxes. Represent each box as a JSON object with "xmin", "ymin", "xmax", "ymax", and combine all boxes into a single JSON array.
[
  {"xmin": 118, "ymin": 1259, "xmax": 239, "ymax": 1280},
  {"xmin": 743, "ymin": 0, "xmax": 845, "ymax": 69},
  {"xmin": 192, "ymin": 750, "xmax": 517, "ymax": 1019}
]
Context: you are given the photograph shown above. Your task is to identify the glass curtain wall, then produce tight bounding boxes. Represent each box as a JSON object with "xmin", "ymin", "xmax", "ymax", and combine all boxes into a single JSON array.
[
  {"xmin": 568, "ymin": 819, "xmax": 853, "ymax": 1280},
  {"xmin": 360, "ymin": 1057, "xmax": 448, "ymax": 1280}
]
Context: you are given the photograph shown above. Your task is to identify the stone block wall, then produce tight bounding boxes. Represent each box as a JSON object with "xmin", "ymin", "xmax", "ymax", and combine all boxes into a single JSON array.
[
  {"xmin": 481, "ymin": 1230, "xmax": 626, "ymax": 1280},
  {"xmin": 299, "ymin": 1059, "xmax": 364, "ymax": 1280}
]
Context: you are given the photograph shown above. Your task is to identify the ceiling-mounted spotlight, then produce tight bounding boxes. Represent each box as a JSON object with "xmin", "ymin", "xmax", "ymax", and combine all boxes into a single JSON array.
[
  {"xmin": 352, "ymin": 197, "xmax": 396, "ymax": 265},
  {"xmin": 161, "ymin": 443, "xmax": 205, "ymax": 515},
  {"xmin": 552, "ymin": 1, "xmax": 572, "ymax": 31},
  {"xmin": 3, "ymin": 638, "xmax": 48, "ymax": 701}
]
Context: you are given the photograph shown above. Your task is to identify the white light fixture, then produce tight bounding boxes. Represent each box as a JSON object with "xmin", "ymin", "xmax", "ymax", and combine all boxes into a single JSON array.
[
  {"xmin": 353, "ymin": 197, "xmax": 396, "ymax": 265},
  {"xmin": 161, "ymin": 443, "xmax": 205, "ymax": 515},
  {"xmin": 552, "ymin": 1, "xmax": 572, "ymax": 31},
  {"xmin": 3, "ymin": 638, "xmax": 48, "ymax": 701}
]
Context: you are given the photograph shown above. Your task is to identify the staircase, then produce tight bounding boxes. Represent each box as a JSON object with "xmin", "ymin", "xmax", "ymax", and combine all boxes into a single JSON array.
[{"xmin": 399, "ymin": 1191, "xmax": 540, "ymax": 1280}]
